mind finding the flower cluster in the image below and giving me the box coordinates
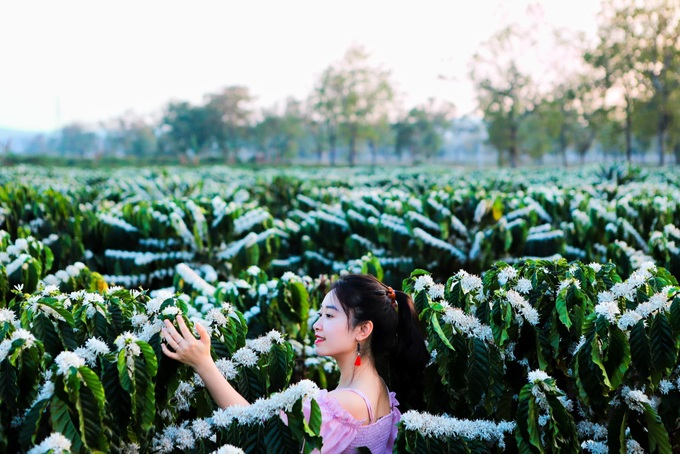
[27,432,72,454]
[210,379,320,428]
[115,332,142,358]
[210,331,285,382]
[621,386,653,413]
[42,261,87,287]
[505,290,539,326]
[400,410,514,447]
[413,274,434,292]
[99,213,138,232]
[0,327,37,362]
[176,263,216,296]
[440,303,493,342]
[211,444,245,454]
[74,337,110,367]
[453,270,483,295]
[54,351,86,376]
[497,266,518,286]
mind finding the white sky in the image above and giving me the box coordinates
[0,0,602,132]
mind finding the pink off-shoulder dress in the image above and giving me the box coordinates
[305,388,401,454]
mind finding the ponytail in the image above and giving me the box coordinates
[388,290,428,411]
[331,274,428,411]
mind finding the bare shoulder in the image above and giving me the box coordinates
[328,389,369,421]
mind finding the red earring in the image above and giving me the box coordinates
[354,342,361,366]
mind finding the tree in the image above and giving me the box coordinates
[629,0,680,165]
[58,123,99,157]
[586,0,680,165]
[204,86,254,163]
[309,66,343,165]
[159,101,213,159]
[253,98,306,164]
[407,99,455,163]
[102,111,157,157]
[470,25,538,167]
[311,45,395,166]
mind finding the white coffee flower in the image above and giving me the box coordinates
[27,432,72,454]
[212,445,245,454]
[231,347,258,367]
[497,266,518,286]
[428,283,445,300]
[55,351,85,376]
[514,278,532,294]
[594,301,620,324]
[413,275,434,292]
[527,369,550,383]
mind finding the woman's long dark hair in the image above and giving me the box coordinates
[331,274,428,410]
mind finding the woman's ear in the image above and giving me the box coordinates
[355,320,373,342]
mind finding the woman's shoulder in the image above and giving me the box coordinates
[325,389,370,423]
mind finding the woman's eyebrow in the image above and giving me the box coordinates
[323,305,339,311]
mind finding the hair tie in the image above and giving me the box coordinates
[386,286,397,309]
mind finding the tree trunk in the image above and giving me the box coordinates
[368,140,377,168]
[316,142,323,163]
[624,96,632,163]
[657,112,667,166]
[559,131,568,168]
[329,132,337,167]
[508,124,518,168]
[348,133,357,166]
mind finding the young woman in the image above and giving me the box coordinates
[161,274,428,454]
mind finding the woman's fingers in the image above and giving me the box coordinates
[160,341,179,359]
[163,318,183,343]
[195,322,211,346]
[176,315,194,339]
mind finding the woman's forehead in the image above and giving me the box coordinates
[321,290,340,308]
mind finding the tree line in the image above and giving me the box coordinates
[21,0,680,167]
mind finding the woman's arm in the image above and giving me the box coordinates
[161,315,249,408]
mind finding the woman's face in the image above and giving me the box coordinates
[312,291,357,359]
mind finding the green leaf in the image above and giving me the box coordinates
[669,296,680,334]
[74,369,106,451]
[267,342,293,393]
[629,321,650,379]
[643,402,671,453]
[603,326,630,390]
[430,313,455,351]
[50,396,82,453]
[606,405,627,454]
[307,398,322,435]
[138,340,158,377]
[19,398,49,448]
[465,338,489,410]
[650,313,677,373]
[263,416,297,454]
[117,350,133,393]
[555,290,572,329]
[515,385,543,454]
[0,357,18,407]
[31,312,62,357]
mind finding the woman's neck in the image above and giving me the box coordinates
[335,356,380,389]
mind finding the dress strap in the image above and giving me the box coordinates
[341,388,375,423]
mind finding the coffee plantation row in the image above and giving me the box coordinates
[1,164,679,452]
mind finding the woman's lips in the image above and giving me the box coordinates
[315,336,325,344]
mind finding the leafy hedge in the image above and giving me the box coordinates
[2,253,679,452]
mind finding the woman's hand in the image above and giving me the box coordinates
[161,315,213,372]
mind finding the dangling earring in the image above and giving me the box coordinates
[354,342,361,366]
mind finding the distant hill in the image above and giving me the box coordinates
[0,128,49,153]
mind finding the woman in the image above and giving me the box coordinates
[161,274,428,453]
